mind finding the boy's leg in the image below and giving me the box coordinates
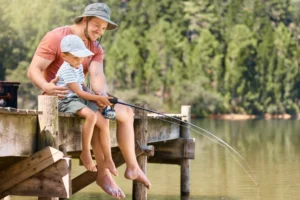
[77,107,97,172]
[91,127,125,199]
[114,102,151,189]
[95,111,118,176]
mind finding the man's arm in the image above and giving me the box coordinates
[27,55,68,97]
[88,60,107,96]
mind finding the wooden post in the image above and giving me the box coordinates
[180,105,191,200]
[37,96,67,200]
[133,105,148,200]
[38,95,60,150]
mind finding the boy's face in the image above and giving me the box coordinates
[62,53,84,68]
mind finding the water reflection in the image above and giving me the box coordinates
[9,119,300,200]
[190,119,300,200]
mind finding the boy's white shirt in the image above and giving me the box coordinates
[56,61,85,98]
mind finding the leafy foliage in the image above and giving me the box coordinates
[1,0,300,116]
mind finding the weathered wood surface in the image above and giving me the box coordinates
[180,106,191,199]
[133,105,148,200]
[38,96,60,150]
[0,102,194,200]
[0,111,38,157]
[1,158,70,199]
[0,147,64,194]
[148,138,195,161]
[59,116,180,152]
[0,108,181,157]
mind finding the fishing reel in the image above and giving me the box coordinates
[102,106,116,120]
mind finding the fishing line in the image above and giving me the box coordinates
[109,97,259,186]
[150,116,258,186]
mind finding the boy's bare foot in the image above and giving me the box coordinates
[80,151,97,172]
[105,158,118,176]
[96,168,125,199]
[125,166,151,189]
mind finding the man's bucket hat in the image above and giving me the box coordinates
[74,3,117,30]
[61,35,94,58]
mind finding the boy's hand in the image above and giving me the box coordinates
[96,96,112,107]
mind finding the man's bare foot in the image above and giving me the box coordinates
[80,151,97,172]
[96,168,125,199]
[105,158,118,176]
[124,166,151,189]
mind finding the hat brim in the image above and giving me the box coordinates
[74,15,118,30]
[69,49,94,58]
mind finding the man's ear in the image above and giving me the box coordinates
[82,17,87,23]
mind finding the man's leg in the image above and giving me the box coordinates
[114,103,151,189]
[91,126,125,198]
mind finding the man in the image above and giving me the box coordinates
[27,3,151,199]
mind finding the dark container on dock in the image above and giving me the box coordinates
[0,81,20,108]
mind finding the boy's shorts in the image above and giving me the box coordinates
[58,96,99,114]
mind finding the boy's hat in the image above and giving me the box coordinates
[74,3,117,30]
[60,35,94,57]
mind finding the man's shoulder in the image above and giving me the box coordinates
[46,26,72,41]
[90,40,104,54]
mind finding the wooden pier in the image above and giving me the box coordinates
[0,96,195,200]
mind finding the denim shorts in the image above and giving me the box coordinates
[58,96,99,114]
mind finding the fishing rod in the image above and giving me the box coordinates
[107,97,259,186]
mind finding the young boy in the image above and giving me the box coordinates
[56,34,117,175]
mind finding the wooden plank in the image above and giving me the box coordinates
[180,106,191,198]
[0,113,37,157]
[58,116,119,151]
[149,138,195,160]
[133,105,148,200]
[148,157,180,165]
[58,114,180,154]
[0,107,41,115]
[0,157,26,171]
[147,118,180,143]
[38,95,59,150]
[0,147,64,193]
[1,158,71,198]
[0,195,11,200]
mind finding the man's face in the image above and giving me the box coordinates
[86,17,108,41]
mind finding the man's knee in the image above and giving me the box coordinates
[116,104,134,121]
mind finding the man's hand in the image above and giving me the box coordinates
[42,76,69,99]
[95,91,108,108]
[96,96,112,107]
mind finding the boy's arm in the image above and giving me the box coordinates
[82,84,95,94]
[68,83,112,106]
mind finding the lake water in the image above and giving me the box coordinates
[9,119,300,200]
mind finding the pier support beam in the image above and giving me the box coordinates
[133,105,148,200]
[0,147,69,199]
[37,95,69,200]
[180,106,191,200]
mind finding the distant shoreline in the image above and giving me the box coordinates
[206,113,300,120]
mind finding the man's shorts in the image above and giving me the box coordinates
[58,96,99,114]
